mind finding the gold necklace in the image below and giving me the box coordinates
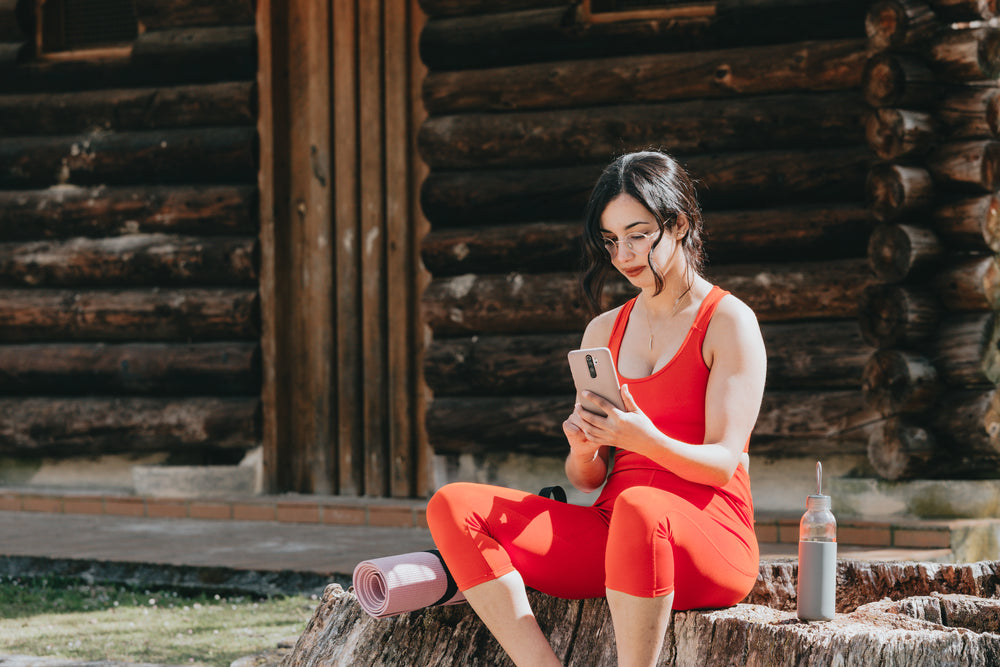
[644,285,692,351]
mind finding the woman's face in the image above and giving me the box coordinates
[599,193,685,289]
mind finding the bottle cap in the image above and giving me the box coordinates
[806,494,831,511]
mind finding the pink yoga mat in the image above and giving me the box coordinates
[353,549,466,619]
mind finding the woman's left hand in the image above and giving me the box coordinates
[576,384,661,455]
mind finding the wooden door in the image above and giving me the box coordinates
[257,0,428,497]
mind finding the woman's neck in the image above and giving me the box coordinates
[642,269,699,317]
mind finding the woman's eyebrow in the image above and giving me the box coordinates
[600,221,653,234]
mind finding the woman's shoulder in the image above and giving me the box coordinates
[715,290,757,322]
[580,302,628,348]
[710,291,761,336]
[705,290,765,362]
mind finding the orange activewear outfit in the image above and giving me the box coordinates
[426,286,758,609]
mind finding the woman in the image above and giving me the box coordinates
[426,151,767,667]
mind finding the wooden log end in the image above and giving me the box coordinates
[929,0,998,21]
[926,140,1000,193]
[858,284,941,347]
[867,223,910,282]
[984,194,1000,252]
[867,223,944,282]
[929,389,999,459]
[862,349,940,415]
[863,53,905,108]
[987,89,1000,139]
[927,27,1000,81]
[930,255,1000,312]
[867,417,936,481]
[866,109,903,160]
[865,108,935,161]
[984,141,1000,192]
[929,193,1000,252]
[984,256,1000,311]
[980,28,1000,79]
[863,52,935,109]
[981,317,1000,385]
[866,163,934,221]
[986,390,1000,445]
[865,2,905,51]
[866,0,940,52]
[866,3,902,51]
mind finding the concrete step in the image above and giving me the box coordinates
[829,478,1000,520]
[3,486,996,562]
[0,509,434,595]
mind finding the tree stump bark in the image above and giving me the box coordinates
[283,560,1000,667]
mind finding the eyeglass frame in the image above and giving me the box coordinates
[602,230,661,257]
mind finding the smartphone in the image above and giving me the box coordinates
[568,347,625,417]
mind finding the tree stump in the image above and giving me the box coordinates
[283,560,1000,667]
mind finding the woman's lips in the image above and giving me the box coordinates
[622,266,645,278]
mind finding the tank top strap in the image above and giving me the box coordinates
[607,297,638,360]
[691,285,729,335]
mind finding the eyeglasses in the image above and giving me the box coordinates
[603,231,659,257]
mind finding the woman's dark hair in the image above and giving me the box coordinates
[581,150,705,314]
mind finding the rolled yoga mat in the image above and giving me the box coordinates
[352,549,466,619]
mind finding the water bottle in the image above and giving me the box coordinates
[797,461,836,621]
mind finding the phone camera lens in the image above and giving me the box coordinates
[585,354,597,378]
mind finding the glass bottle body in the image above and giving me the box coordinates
[799,507,836,543]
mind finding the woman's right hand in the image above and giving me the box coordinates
[563,406,608,494]
[563,404,601,462]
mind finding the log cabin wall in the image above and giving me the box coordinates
[861,0,1000,480]
[418,0,884,495]
[0,0,261,485]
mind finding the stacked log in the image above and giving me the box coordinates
[862,0,1000,479]
[419,1,878,461]
[0,1,260,460]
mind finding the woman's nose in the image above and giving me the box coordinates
[612,242,635,260]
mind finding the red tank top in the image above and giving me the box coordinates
[607,286,754,524]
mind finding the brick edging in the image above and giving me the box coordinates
[753,513,953,550]
[0,489,429,529]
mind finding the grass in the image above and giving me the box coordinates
[0,575,319,666]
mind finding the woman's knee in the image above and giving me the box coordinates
[610,486,667,535]
[427,481,503,536]
[426,482,472,530]
[606,488,678,596]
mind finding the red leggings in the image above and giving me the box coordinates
[426,476,758,610]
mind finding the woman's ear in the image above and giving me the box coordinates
[675,212,689,239]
